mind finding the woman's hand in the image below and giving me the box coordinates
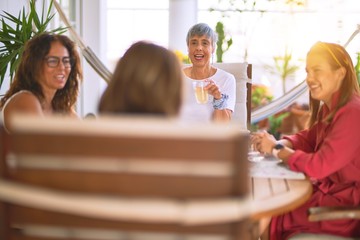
[204,79,221,99]
[251,131,277,155]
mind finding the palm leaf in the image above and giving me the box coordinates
[31,0,41,25]
[1,10,23,25]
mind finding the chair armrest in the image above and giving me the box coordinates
[308,206,360,222]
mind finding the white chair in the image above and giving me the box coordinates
[212,62,252,129]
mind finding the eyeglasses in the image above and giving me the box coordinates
[44,56,73,68]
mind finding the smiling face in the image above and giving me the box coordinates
[306,53,345,107]
[187,35,214,68]
[41,41,71,94]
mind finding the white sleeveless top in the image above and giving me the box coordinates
[1,90,32,133]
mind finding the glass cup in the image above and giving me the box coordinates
[192,80,209,104]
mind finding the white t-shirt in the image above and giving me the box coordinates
[179,68,236,122]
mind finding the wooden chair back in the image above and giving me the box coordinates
[0,115,252,240]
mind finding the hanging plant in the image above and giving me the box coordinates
[0,0,67,90]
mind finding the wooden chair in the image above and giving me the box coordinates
[287,207,360,239]
[0,115,253,240]
[308,206,360,223]
[212,63,252,130]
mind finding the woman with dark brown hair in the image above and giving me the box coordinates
[0,33,82,132]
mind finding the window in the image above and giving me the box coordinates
[107,0,169,70]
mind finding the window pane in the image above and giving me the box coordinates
[108,0,168,9]
[106,0,169,69]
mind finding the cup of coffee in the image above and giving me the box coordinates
[192,80,209,104]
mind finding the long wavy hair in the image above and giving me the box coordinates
[307,42,360,127]
[98,41,183,116]
[0,33,82,113]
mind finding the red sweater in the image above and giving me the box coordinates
[270,95,360,239]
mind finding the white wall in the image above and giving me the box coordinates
[0,0,27,19]
[77,0,107,117]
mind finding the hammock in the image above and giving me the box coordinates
[251,80,308,123]
[53,1,359,123]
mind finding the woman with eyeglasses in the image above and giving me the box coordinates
[0,33,82,133]
[252,42,360,239]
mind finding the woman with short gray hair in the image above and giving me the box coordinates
[180,23,236,122]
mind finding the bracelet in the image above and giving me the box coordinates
[212,93,229,110]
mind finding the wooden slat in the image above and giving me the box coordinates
[250,178,312,220]
[269,178,288,195]
[308,206,360,222]
[11,133,236,160]
[9,205,234,234]
[251,178,272,200]
[247,64,252,127]
[8,169,234,197]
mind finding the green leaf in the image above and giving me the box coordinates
[31,1,42,31]
[9,49,23,78]
[1,11,22,25]
[49,26,68,35]
[45,0,54,25]
[41,0,47,25]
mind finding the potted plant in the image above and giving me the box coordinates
[0,0,67,91]
[266,47,301,95]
